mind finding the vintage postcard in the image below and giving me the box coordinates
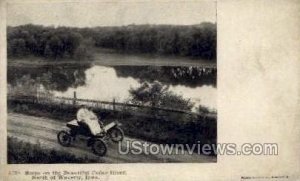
[6,0,217,164]
[0,0,299,180]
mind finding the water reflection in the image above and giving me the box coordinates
[53,66,217,110]
[8,64,91,92]
[8,64,217,110]
[114,66,216,88]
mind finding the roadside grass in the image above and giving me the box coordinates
[7,137,99,164]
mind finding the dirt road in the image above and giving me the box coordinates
[7,113,216,163]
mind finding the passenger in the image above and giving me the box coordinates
[76,105,104,136]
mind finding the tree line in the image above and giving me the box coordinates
[89,23,216,59]
[7,23,216,60]
[7,24,92,60]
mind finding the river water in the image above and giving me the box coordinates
[52,65,217,111]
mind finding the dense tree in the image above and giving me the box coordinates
[7,24,91,60]
[90,23,216,59]
[7,23,216,60]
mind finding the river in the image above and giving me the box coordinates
[52,65,217,111]
[8,53,217,112]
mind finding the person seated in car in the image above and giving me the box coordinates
[76,105,105,136]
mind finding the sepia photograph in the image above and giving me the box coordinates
[7,1,217,163]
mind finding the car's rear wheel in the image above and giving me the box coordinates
[57,130,72,147]
[92,139,107,156]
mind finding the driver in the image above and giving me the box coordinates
[76,105,105,136]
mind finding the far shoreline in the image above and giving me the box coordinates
[7,49,216,68]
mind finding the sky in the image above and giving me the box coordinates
[7,1,216,27]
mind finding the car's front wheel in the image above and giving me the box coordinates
[108,127,124,143]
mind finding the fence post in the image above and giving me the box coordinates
[113,98,116,111]
[73,91,77,106]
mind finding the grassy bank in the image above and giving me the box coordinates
[8,137,99,163]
